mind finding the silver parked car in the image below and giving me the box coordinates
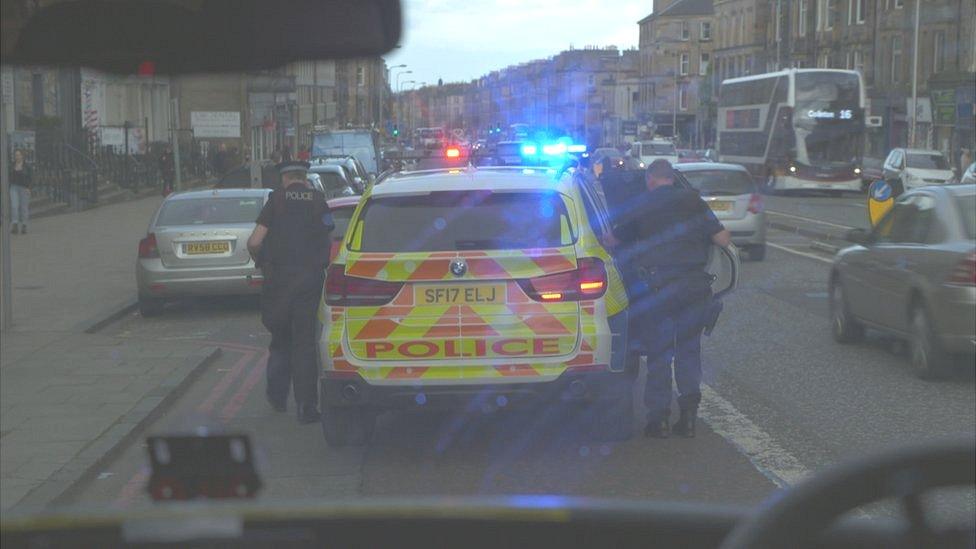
[676,162,767,261]
[136,188,271,316]
[829,184,976,378]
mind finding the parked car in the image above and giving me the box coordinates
[314,156,370,192]
[882,148,955,189]
[630,139,679,166]
[310,164,357,198]
[961,162,976,184]
[675,162,767,261]
[136,188,271,316]
[829,184,976,378]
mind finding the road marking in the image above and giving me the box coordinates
[220,349,269,421]
[767,242,833,265]
[699,384,810,488]
[767,210,856,230]
[197,349,255,415]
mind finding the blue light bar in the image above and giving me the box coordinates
[542,143,567,156]
[567,144,587,153]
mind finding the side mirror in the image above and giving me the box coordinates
[707,244,739,300]
[846,228,871,245]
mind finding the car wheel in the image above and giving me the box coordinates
[910,305,951,380]
[747,244,766,262]
[321,406,376,448]
[138,296,165,317]
[830,280,864,344]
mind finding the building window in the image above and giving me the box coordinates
[819,51,830,68]
[700,21,711,41]
[933,30,946,73]
[894,0,903,8]
[817,0,833,31]
[680,53,690,75]
[797,0,807,37]
[681,21,690,41]
[679,84,689,111]
[356,66,365,87]
[700,52,710,75]
[854,0,866,24]
[891,35,902,83]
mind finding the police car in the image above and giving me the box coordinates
[316,166,633,446]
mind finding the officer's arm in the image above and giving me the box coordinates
[247,224,269,262]
[711,228,732,248]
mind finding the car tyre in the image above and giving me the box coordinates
[747,244,766,261]
[830,280,864,344]
[910,304,951,380]
[321,406,376,448]
[138,296,165,317]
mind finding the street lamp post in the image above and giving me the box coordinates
[909,0,921,147]
[395,70,413,94]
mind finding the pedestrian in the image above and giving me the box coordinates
[213,143,228,176]
[247,160,334,424]
[159,146,175,196]
[610,159,731,438]
[9,149,33,235]
[960,147,973,176]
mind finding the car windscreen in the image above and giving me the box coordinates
[906,153,950,170]
[313,171,353,197]
[154,197,264,227]
[681,169,756,196]
[957,193,976,239]
[353,191,574,252]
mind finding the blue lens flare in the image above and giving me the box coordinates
[521,144,538,156]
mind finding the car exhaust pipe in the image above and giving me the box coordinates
[341,384,360,402]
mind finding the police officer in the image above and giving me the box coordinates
[247,160,334,424]
[612,159,731,438]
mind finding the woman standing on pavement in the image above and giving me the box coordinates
[9,149,33,235]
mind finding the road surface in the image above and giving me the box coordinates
[67,199,975,510]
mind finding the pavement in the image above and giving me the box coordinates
[0,182,221,512]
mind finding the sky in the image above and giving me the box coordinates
[384,0,649,88]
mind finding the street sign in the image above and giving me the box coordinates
[868,179,894,227]
[191,111,242,138]
[621,120,638,136]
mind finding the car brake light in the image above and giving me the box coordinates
[445,147,460,158]
[748,193,764,214]
[325,264,404,306]
[946,252,976,286]
[518,258,607,302]
[138,233,159,258]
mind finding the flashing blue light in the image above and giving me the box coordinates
[521,144,538,156]
[567,144,587,153]
[542,143,567,156]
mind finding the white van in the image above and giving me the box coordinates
[631,140,679,166]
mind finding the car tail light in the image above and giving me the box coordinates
[329,240,341,262]
[748,193,764,214]
[138,233,159,258]
[325,264,404,306]
[518,258,607,302]
[946,252,976,286]
[445,147,461,158]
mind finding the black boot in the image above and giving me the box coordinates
[266,393,286,413]
[672,394,701,438]
[644,410,671,438]
[296,403,320,424]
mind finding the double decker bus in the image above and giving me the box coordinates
[717,69,865,193]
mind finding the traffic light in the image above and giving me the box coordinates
[392,124,399,137]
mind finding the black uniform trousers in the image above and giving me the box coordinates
[626,268,711,420]
[260,265,324,408]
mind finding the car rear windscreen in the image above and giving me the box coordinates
[155,197,264,227]
[643,143,676,155]
[681,170,756,196]
[907,153,949,170]
[354,191,574,252]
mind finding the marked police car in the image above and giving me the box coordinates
[316,166,634,446]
